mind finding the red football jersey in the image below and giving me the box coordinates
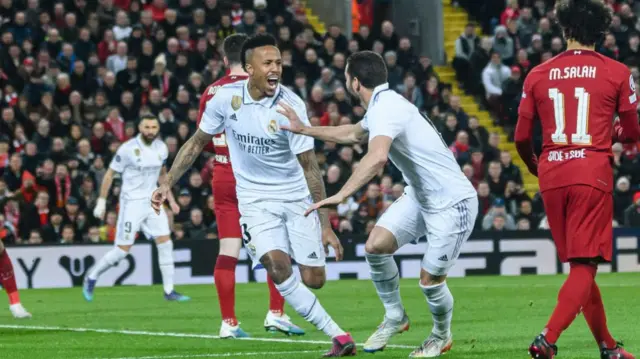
[197,74,248,181]
[516,49,639,193]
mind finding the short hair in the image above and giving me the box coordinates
[346,51,388,89]
[140,115,158,123]
[556,0,612,46]
[240,34,278,70]
[223,33,249,66]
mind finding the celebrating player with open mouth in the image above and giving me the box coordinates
[152,34,356,357]
[280,51,478,358]
[515,1,639,358]
[86,116,190,303]
[196,33,303,339]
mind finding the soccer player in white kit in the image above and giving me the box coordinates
[152,34,356,357]
[85,116,190,302]
[280,51,478,358]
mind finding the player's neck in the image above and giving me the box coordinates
[247,78,266,101]
[360,90,373,109]
[228,65,247,76]
[565,40,595,52]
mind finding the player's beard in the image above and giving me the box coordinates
[141,133,157,145]
[346,81,361,106]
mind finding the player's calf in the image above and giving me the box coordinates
[300,265,326,290]
[0,247,31,319]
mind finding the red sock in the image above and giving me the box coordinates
[544,262,597,344]
[582,282,617,349]
[214,255,238,326]
[0,250,20,305]
[267,275,285,315]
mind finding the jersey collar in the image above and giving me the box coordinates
[242,79,281,108]
[371,82,390,106]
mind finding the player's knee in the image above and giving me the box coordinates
[218,238,242,258]
[365,228,397,255]
[301,268,325,289]
[117,244,132,253]
[265,260,293,284]
[419,268,446,287]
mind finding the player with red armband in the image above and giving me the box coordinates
[197,34,303,339]
[515,1,638,358]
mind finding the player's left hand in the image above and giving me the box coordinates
[321,227,344,261]
[304,193,344,217]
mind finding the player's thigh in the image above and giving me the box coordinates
[140,206,171,241]
[213,180,242,240]
[283,198,326,268]
[214,203,243,257]
[238,202,290,271]
[422,197,478,276]
[373,193,426,253]
[115,200,146,246]
[565,186,614,263]
[541,188,569,262]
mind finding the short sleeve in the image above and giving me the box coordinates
[109,146,128,173]
[367,103,404,141]
[286,102,314,155]
[360,117,369,131]
[160,142,169,163]
[518,72,536,120]
[199,93,226,135]
[617,67,638,114]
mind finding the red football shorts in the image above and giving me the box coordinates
[212,179,242,239]
[542,185,613,263]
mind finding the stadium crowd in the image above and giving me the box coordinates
[0,0,636,245]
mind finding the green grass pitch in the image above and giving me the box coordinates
[0,273,637,358]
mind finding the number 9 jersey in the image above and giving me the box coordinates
[516,49,639,193]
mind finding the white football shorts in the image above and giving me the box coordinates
[376,188,478,276]
[115,198,171,245]
[239,196,325,269]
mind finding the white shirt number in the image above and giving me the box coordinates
[548,87,592,145]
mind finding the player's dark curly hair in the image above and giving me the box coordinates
[240,34,278,70]
[346,51,388,89]
[555,0,612,46]
[223,33,249,66]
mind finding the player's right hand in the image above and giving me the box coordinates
[93,198,106,220]
[151,184,169,214]
[277,101,306,134]
[321,228,344,261]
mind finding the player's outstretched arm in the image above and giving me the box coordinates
[305,136,390,216]
[278,102,367,144]
[152,129,213,213]
[94,168,116,220]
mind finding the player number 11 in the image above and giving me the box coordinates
[548,87,592,145]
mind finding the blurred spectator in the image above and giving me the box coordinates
[453,23,479,89]
[482,198,516,230]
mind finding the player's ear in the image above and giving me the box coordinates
[223,56,229,68]
[245,63,254,76]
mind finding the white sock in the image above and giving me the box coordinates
[88,247,128,280]
[365,252,405,322]
[420,281,454,339]
[276,275,345,338]
[156,240,175,294]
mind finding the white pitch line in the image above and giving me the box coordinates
[92,350,323,359]
[0,324,415,349]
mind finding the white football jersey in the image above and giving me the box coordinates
[199,80,314,204]
[109,135,169,201]
[361,83,476,211]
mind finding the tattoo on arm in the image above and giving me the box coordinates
[165,129,213,187]
[297,149,329,228]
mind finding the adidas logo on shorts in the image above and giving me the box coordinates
[438,254,448,261]
[307,252,318,259]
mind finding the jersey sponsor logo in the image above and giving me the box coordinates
[231,95,242,111]
[231,129,277,155]
[547,149,586,162]
[214,154,229,164]
[267,119,277,134]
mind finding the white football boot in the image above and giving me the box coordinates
[363,313,410,353]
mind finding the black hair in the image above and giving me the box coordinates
[240,34,278,70]
[556,0,612,46]
[346,51,388,89]
[140,115,159,123]
[222,33,249,66]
